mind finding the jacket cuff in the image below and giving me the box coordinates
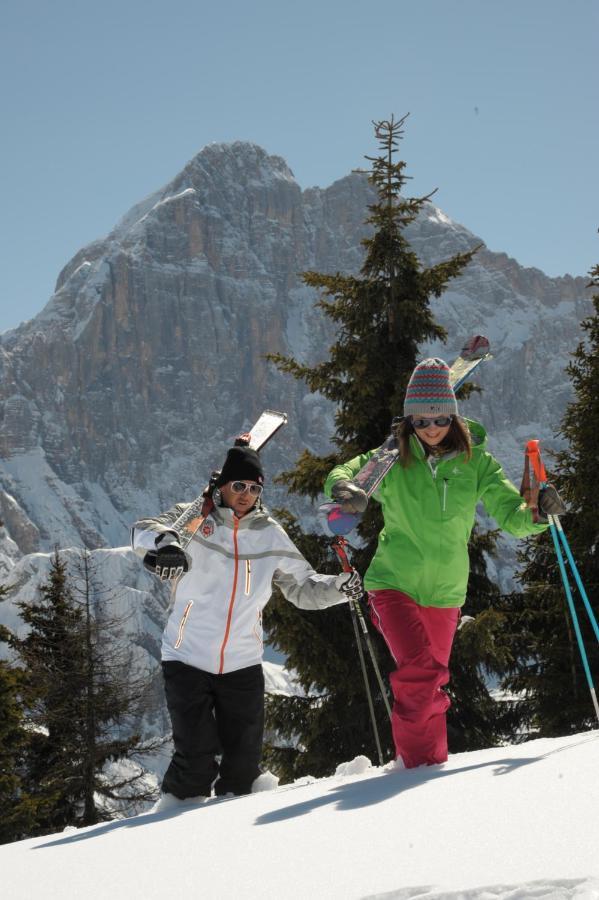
[155,530,182,548]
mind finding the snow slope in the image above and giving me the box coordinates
[3,731,598,900]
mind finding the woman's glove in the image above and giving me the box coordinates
[335,569,364,602]
[330,480,369,514]
[538,485,567,518]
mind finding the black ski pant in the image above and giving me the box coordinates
[161,660,264,799]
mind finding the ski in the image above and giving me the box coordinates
[446,334,490,391]
[322,336,491,535]
[243,409,288,452]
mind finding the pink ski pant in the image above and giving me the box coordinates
[369,589,460,768]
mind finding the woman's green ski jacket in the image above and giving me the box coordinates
[324,419,547,608]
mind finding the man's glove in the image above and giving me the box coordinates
[538,485,567,518]
[335,569,364,602]
[330,480,369,514]
[144,531,190,581]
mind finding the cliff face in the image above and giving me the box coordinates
[0,141,592,580]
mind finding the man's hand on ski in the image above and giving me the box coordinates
[538,485,567,519]
[330,480,369,514]
[336,569,364,602]
[154,532,190,581]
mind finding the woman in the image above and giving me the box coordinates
[324,357,563,769]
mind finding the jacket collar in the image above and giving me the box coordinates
[211,501,270,530]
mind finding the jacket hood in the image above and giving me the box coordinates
[466,417,487,449]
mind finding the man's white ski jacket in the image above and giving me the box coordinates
[131,501,347,675]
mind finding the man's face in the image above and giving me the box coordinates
[219,480,263,517]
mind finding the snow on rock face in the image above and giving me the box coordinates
[0,141,592,602]
[263,661,306,697]
[2,545,167,642]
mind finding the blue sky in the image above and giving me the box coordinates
[1,0,597,332]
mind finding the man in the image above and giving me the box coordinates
[131,444,361,810]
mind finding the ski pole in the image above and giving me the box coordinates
[526,441,599,644]
[526,441,599,723]
[332,538,393,745]
[332,541,384,765]
[332,537,392,722]
[348,582,384,766]
[551,518,599,643]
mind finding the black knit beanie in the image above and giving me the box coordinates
[215,447,265,487]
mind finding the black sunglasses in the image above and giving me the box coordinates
[410,416,453,429]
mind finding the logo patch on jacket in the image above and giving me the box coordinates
[201,521,215,538]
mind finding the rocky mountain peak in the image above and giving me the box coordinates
[0,141,592,586]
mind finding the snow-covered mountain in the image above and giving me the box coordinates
[0,141,593,669]
[3,731,598,899]
[0,142,591,564]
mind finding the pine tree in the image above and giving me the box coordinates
[0,605,41,843]
[15,552,88,831]
[263,116,506,780]
[13,550,161,834]
[68,549,162,824]
[501,264,599,735]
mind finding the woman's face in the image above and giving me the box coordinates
[412,417,452,448]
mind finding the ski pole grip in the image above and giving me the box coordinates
[526,440,547,484]
[332,537,353,573]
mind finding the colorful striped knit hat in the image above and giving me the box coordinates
[403,357,457,418]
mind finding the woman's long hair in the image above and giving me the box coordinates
[396,416,472,467]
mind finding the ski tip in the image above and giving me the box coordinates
[248,410,289,450]
[460,335,490,361]
[231,410,289,450]
[262,409,289,425]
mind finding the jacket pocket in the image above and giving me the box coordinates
[174,600,194,649]
[253,607,263,651]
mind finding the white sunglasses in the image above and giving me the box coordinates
[230,481,263,497]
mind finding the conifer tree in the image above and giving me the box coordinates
[264,117,507,780]
[15,552,88,831]
[13,550,160,834]
[0,600,41,843]
[501,264,599,735]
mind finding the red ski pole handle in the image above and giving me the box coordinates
[526,439,547,485]
[331,536,353,573]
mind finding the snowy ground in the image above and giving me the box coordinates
[3,731,599,900]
